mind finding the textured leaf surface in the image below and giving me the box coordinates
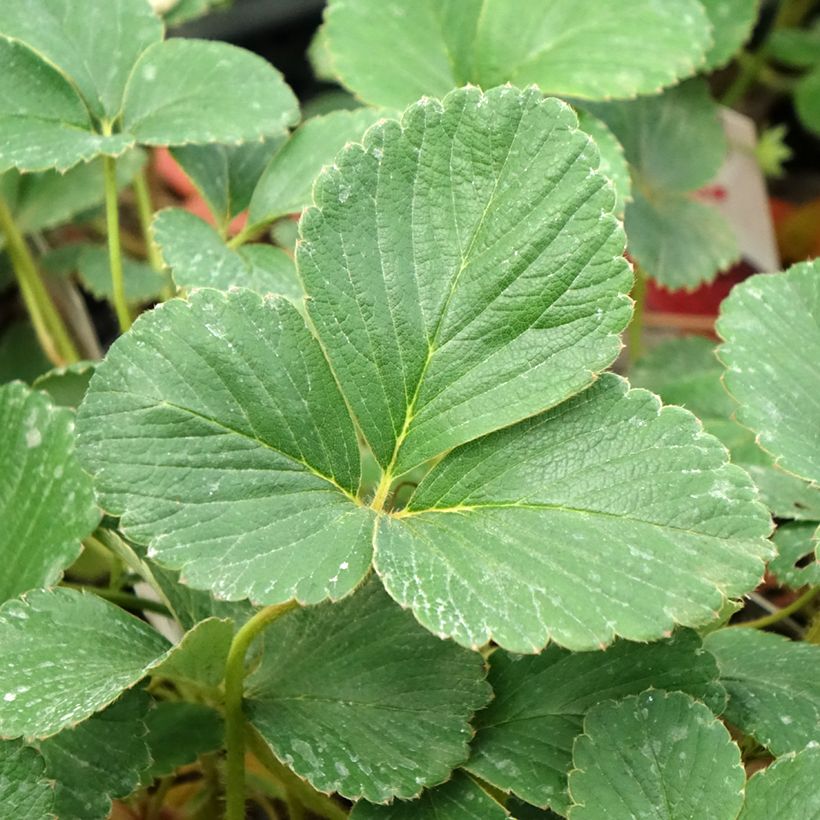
[170,138,284,226]
[350,772,507,819]
[0,588,169,738]
[700,0,760,70]
[0,0,162,118]
[738,745,820,820]
[324,0,710,105]
[77,288,374,605]
[376,375,772,652]
[122,39,299,145]
[567,690,745,820]
[150,617,234,689]
[38,690,152,820]
[0,382,98,604]
[78,245,167,303]
[0,38,130,173]
[300,86,631,472]
[704,628,820,755]
[575,111,631,216]
[144,701,224,778]
[248,108,385,226]
[466,630,725,813]
[153,208,301,300]
[246,578,490,803]
[770,523,820,587]
[718,261,820,484]
[0,740,54,819]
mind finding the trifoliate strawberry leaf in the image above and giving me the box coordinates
[700,0,760,71]
[247,108,386,228]
[465,630,726,813]
[738,745,820,820]
[0,588,169,738]
[567,690,745,820]
[704,628,820,756]
[37,690,152,820]
[153,209,301,300]
[324,0,710,106]
[0,740,55,819]
[77,288,375,606]
[718,260,820,484]
[245,577,491,803]
[350,772,507,819]
[170,137,284,228]
[0,382,99,604]
[78,246,168,304]
[377,375,772,652]
[144,701,224,779]
[770,523,820,588]
[299,86,632,472]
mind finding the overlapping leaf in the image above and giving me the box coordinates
[78,246,168,304]
[245,578,491,802]
[738,745,820,820]
[700,0,760,70]
[718,260,820,483]
[704,628,820,756]
[770,523,820,588]
[465,630,726,812]
[324,0,711,106]
[0,382,98,604]
[150,616,234,689]
[567,690,745,820]
[0,740,55,819]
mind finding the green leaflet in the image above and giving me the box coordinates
[704,628,820,756]
[0,740,55,819]
[153,209,302,300]
[768,23,820,68]
[796,69,820,135]
[38,690,152,820]
[738,745,820,820]
[324,0,711,106]
[77,288,375,605]
[718,260,820,484]
[78,245,168,304]
[350,772,507,819]
[164,0,231,26]
[150,617,234,690]
[378,375,772,652]
[0,382,99,604]
[700,0,760,71]
[0,0,298,172]
[769,523,820,588]
[0,588,169,738]
[247,108,387,228]
[465,630,726,813]
[33,363,95,409]
[567,691,745,820]
[245,578,491,802]
[574,111,631,217]
[299,86,631,472]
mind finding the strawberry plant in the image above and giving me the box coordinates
[1,1,819,819]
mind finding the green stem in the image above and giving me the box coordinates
[740,586,819,630]
[0,195,80,365]
[133,167,164,272]
[225,601,299,820]
[103,154,132,332]
[628,264,647,364]
[61,582,173,616]
[145,776,175,820]
[226,223,263,249]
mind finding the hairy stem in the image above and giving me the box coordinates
[224,601,299,820]
[0,195,80,366]
[133,167,164,272]
[103,154,132,332]
[740,586,819,630]
[628,264,647,364]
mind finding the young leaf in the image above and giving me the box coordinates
[718,260,820,484]
[350,771,507,819]
[37,690,152,820]
[299,86,632,472]
[0,382,99,604]
[465,630,726,813]
[700,0,760,71]
[78,245,168,304]
[144,701,224,779]
[704,628,820,756]
[77,288,375,605]
[769,523,820,588]
[245,577,491,803]
[122,39,299,145]
[0,740,55,819]
[323,0,710,106]
[247,108,386,227]
[567,690,745,820]
[152,209,301,299]
[0,588,169,738]
[377,375,772,652]
[738,745,820,820]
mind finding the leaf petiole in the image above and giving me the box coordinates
[102,150,132,332]
[739,586,819,630]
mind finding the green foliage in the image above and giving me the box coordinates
[738,745,820,820]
